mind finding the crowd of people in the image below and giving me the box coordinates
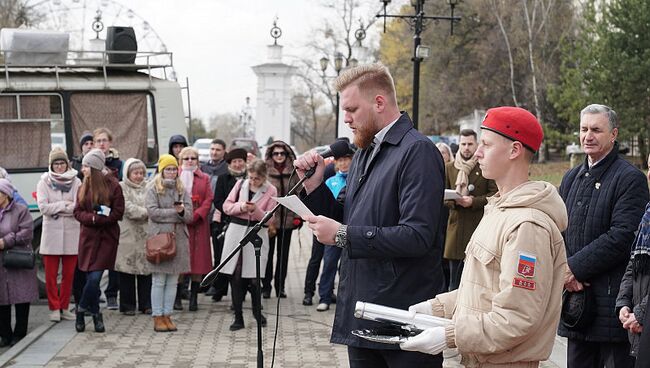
[1,62,650,368]
[0,126,349,342]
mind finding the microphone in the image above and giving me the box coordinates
[316,139,354,159]
[305,140,355,178]
[468,184,475,193]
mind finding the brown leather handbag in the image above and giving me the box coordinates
[146,224,177,264]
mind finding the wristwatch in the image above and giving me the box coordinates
[335,225,348,248]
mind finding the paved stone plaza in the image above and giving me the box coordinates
[0,228,566,367]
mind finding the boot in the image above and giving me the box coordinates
[75,311,86,332]
[163,315,177,332]
[189,281,199,311]
[229,312,244,331]
[153,316,168,332]
[174,284,183,311]
[92,313,105,333]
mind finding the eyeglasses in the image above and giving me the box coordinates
[94,138,109,144]
[182,157,198,161]
[272,152,287,157]
[163,167,178,172]
[52,161,67,167]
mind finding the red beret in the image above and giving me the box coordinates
[481,107,543,152]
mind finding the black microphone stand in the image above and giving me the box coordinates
[201,167,316,368]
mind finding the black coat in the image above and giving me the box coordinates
[558,143,649,342]
[303,113,446,349]
[213,172,240,225]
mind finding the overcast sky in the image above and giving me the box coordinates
[122,0,406,122]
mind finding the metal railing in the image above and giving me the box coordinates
[0,49,175,89]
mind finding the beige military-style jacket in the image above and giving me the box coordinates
[432,181,568,368]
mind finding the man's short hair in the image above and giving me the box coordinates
[460,129,477,140]
[211,139,226,149]
[334,63,396,103]
[93,127,113,141]
[580,104,619,130]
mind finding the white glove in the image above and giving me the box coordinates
[408,300,433,318]
[400,327,447,355]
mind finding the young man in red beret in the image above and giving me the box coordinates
[401,106,569,367]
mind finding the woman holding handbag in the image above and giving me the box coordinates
[0,179,36,347]
[221,159,277,331]
[114,159,152,315]
[73,149,125,333]
[175,147,213,312]
[145,154,192,332]
[36,148,82,322]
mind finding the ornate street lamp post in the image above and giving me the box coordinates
[378,0,461,130]
[320,52,344,138]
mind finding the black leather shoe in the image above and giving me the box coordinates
[229,314,245,331]
[0,338,11,347]
[173,294,183,311]
[277,290,287,298]
[205,286,217,296]
[75,311,86,332]
[93,313,105,333]
[211,293,223,302]
[302,294,313,306]
[262,290,271,299]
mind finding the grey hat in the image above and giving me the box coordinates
[82,148,105,171]
[0,178,14,198]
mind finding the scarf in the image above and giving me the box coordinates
[632,203,650,275]
[228,168,246,180]
[453,151,478,196]
[180,166,196,197]
[238,179,266,206]
[46,168,78,193]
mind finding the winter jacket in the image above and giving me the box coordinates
[265,141,300,229]
[443,161,497,260]
[114,160,151,275]
[182,168,214,274]
[558,144,649,342]
[0,200,37,305]
[167,135,188,156]
[105,148,124,181]
[434,181,568,367]
[615,202,650,357]
[145,180,192,275]
[37,172,82,255]
[220,179,277,277]
[303,113,446,349]
[73,175,125,272]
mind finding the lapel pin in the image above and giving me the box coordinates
[595,182,601,190]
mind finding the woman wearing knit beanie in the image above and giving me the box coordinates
[114,159,152,316]
[0,178,36,348]
[36,147,82,322]
[73,149,125,333]
[145,154,192,332]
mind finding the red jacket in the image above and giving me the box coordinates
[73,175,125,272]
[183,168,214,274]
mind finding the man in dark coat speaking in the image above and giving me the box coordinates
[295,63,446,368]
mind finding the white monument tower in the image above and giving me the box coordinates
[252,19,297,146]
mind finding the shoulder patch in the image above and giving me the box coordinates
[517,253,536,278]
[513,277,536,291]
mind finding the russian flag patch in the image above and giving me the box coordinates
[517,253,536,278]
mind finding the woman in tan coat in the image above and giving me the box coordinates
[37,148,82,322]
[114,159,152,315]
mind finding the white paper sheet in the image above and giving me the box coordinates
[273,195,314,219]
[444,189,461,200]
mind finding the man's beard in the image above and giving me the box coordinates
[353,116,379,149]
[461,151,474,160]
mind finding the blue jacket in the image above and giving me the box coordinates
[558,143,649,342]
[304,113,446,349]
[325,171,347,201]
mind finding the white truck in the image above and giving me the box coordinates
[0,29,188,294]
